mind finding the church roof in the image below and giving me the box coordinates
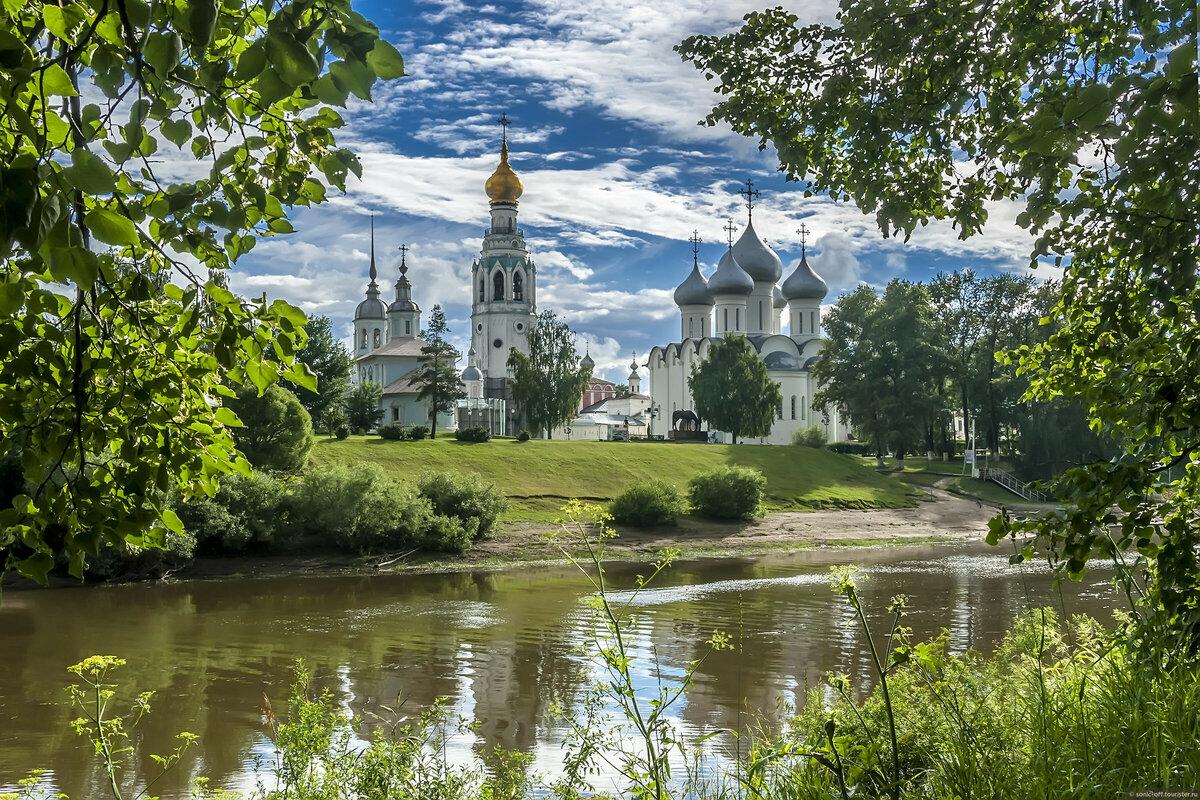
[380,372,422,396]
[781,256,828,301]
[773,284,786,309]
[707,248,754,296]
[673,263,713,307]
[356,337,427,360]
[731,220,783,282]
[356,296,386,319]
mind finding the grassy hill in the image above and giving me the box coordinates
[312,437,919,520]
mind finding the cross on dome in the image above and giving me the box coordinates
[723,218,738,250]
[738,178,761,220]
[796,223,810,259]
[498,112,510,144]
[688,230,701,266]
[398,243,409,274]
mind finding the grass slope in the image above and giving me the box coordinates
[312,437,919,520]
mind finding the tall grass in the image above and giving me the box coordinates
[5,507,1199,799]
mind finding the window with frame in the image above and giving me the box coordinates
[513,271,524,301]
[493,270,505,301]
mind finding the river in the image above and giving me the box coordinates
[0,542,1120,798]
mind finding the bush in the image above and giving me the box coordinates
[791,425,827,448]
[378,424,404,440]
[225,385,314,473]
[687,465,766,520]
[610,480,685,527]
[418,472,507,539]
[419,514,479,554]
[516,430,531,442]
[455,426,490,443]
[85,529,197,579]
[288,464,431,553]
[408,425,430,440]
[175,471,289,553]
[334,424,350,440]
[829,440,870,455]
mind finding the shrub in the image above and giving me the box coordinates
[455,426,490,443]
[609,480,686,527]
[175,471,289,553]
[791,425,827,448]
[829,440,870,455]
[378,424,404,440]
[334,424,350,440]
[225,385,314,473]
[288,464,431,553]
[408,425,430,440]
[85,529,198,579]
[418,472,507,539]
[687,466,766,520]
[516,430,531,442]
[419,514,479,554]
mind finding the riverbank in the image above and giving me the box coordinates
[148,486,995,583]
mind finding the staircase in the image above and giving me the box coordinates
[985,467,1051,503]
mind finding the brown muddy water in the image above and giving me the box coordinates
[0,542,1120,798]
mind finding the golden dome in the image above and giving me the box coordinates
[485,140,523,203]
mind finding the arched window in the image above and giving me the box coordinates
[513,271,524,301]
[723,308,729,332]
[801,394,807,420]
[759,301,765,330]
[790,395,797,420]
[478,278,485,302]
[736,308,741,330]
[810,311,817,334]
[493,270,505,301]
[372,328,380,348]
[405,320,411,336]
[360,329,367,348]
[797,314,803,334]
[688,317,694,338]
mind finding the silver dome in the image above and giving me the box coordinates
[580,352,595,369]
[773,284,786,308]
[355,296,386,319]
[673,264,713,307]
[461,365,483,381]
[707,248,754,296]
[731,220,783,282]
[388,298,420,312]
[781,256,828,301]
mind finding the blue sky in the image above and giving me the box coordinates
[228,0,1037,382]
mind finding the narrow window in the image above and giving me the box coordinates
[791,395,797,420]
[373,329,380,347]
[760,301,764,330]
[688,317,694,338]
[405,320,411,336]
[811,311,816,333]
[723,308,728,332]
[479,278,485,302]
[493,270,504,301]
[392,407,399,422]
[360,330,367,348]
[777,400,783,420]
[736,308,741,330]
[513,271,524,301]
[801,395,807,420]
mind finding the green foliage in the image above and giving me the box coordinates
[829,441,871,456]
[408,425,430,441]
[417,472,507,540]
[677,0,1199,650]
[378,424,404,440]
[455,426,491,443]
[177,471,289,552]
[344,382,384,434]
[418,513,478,555]
[226,385,314,474]
[0,0,403,582]
[814,282,943,460]
[515,430,531,443]
[508,310,590,438]
[288,464,430,554]
[687,465,766,520]
[334,424,350,441]
[609,480,685,527]
[295,316,352,429]
[688,334,781,444]
[414,305,465,439]
[791,425,827,448]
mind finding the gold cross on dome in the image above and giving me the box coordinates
[498,113,510,143]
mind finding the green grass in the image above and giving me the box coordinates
[312,437,919,520]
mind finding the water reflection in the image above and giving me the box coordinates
[0,543,1118,798]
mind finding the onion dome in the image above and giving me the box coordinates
[629,359,639,373]
[580,351,595,370]
[731,220,783,282]
[461,364,482,381]
[389,258,420,312]
[673,263,713,307]
[781,255,828,301]
[485,139,523,204]
[773,284,786,309]
[707,248,754,296]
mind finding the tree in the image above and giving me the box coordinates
[679,4,1198,649]
[813,283,943,466]
[413,305,465,439]
[0,2,403,582]
[929,271,985,449]
[689,334,781,444]
[226,386,314,474]
[508,311,590,438]
[344,382,384,434]
[296,316,352,429]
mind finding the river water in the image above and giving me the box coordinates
[0,543,1120,798]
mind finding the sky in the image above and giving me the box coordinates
[230,0,1037,383]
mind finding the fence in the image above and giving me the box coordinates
[985,467,1051,503]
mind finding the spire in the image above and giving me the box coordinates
[368,214,378,284]
[738,178,760,222]
[398,243,409,276]
[485,112,523,204]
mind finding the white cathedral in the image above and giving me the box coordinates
[351,122,845,445]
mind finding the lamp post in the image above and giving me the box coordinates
[648,402,660,439]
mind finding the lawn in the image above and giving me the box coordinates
[312,437,920,520]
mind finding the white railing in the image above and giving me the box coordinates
[986,467,1050,503]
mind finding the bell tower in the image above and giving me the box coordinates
[471,114,537,394]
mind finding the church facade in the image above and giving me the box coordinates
[646,215,848,446]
